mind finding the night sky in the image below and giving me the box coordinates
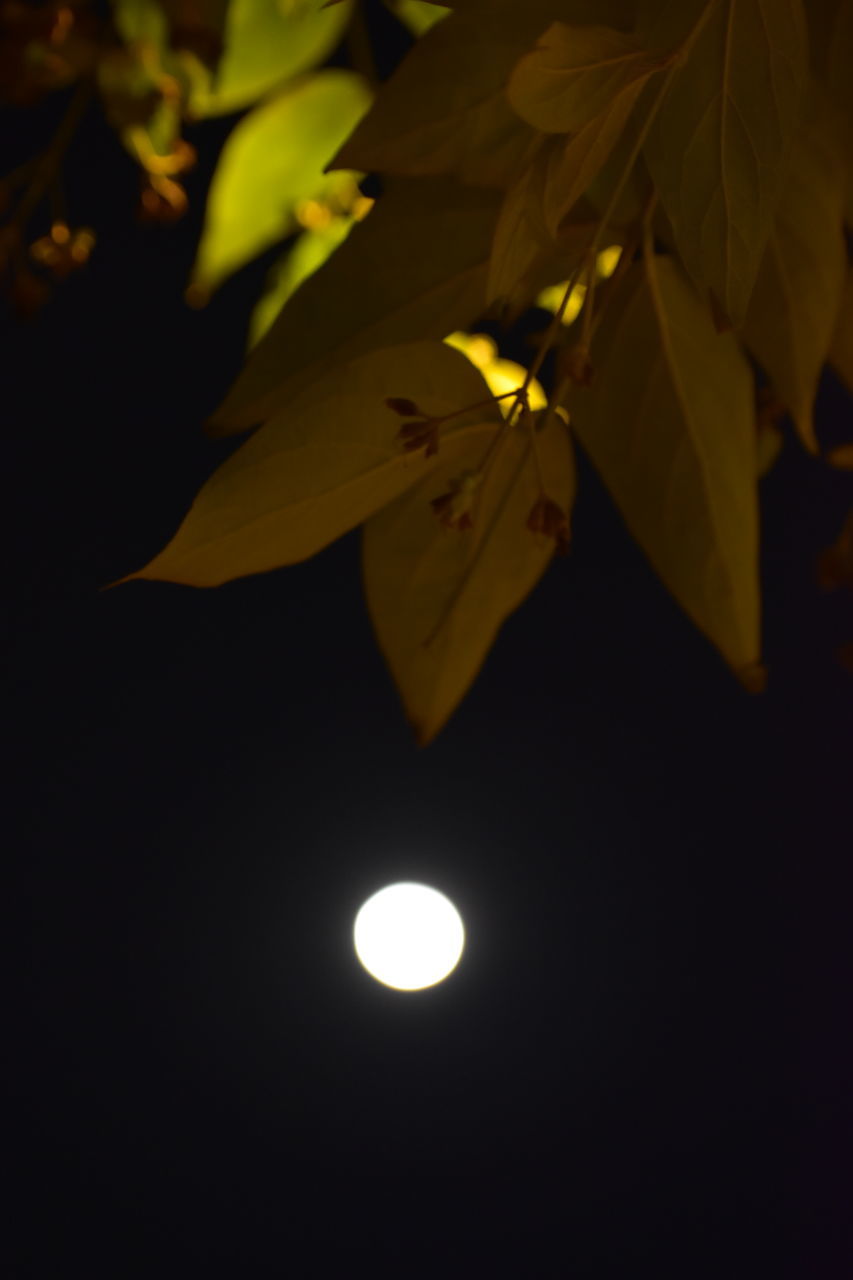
[6,13,853,1276]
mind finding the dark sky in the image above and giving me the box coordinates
[6,14,853,1276]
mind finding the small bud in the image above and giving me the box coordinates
[29,223,95,279]
[430,469,482,530]
[527,495,570,555]
[386,397,422,417]
[562,341,593,388]
[138,174,188,223]
[398,417,439,457]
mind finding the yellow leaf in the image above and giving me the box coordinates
[443,331,548,409]
[329,10,544,188]
[121,342,502,587]
[642,0,809,327]
[209,177,502,433]
[742,108,847,454]
[507,22,659,134]
[362,409,575,743]
[486,143,600,306]
[540,67,652,238]
[565,253,762,678]
[190,70,371,295]
[830,269,853,395]
[189,0,352,118]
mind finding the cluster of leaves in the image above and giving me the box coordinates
[1,0,431,315]
[8,1,853,742]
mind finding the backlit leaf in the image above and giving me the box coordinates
[507,22,659,134]
[247,216,353,349]
[742,110,847,454]
[330,10,544,188]
[189,0,351,117]
[210,177,502,433]
[122,341,501,587]
[362,408,575,743]
[643,0,808,327]
[565,253,761,679]
[386,0,451,36]
[190,71,370,295]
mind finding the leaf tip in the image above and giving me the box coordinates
[737,662,767,694]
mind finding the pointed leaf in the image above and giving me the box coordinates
[190,70,370,294]
[210,177,502,433]
[486,142,599,305]
[386,0,451,37]
[330,10,543,189]
[507,21,659,134]
[247,216,353,350]
[541,67,652,236]
[363,410,575,742]
[122,342,501,587]
[742,111,847,453]
[643,0,809,327]
[189,0,352,118]
[565,254,761,678]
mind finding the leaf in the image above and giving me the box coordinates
[741,109,847,454]
[540,66,653,237]
[189,71,371,295]
[362,409,575,743]
[643,0,809,327]
[829,269,853,395]
[564,253,761,679]
[507,21,659,134]
[188,0,352,117]
[329,10,544,189]
[247,216,354,349]
[121,341,502,587]
[209,177,502,433]
[386,0,451,37]
[450,0,639,27]
[486,142,600,306]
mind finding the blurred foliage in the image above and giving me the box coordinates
[2,0,852,742]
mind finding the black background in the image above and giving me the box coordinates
[6,8,852,1275]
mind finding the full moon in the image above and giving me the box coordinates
[353,882,465,991]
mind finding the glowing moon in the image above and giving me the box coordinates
[353,882,465,991]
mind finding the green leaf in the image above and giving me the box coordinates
[742,108,847,454]
[209,177,502,433]
[189,70,371,295]
[386,0,451,37]
[642,0,809,327]
[121,341,502,587]
[565,253,762,680]
[330,9,544,188]
[189,0,352,118]
[247,216,354,350]
[507,21,659,134]
[362,409,575,743]
[830,269,853,395]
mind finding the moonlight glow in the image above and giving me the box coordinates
[353,883,465,991]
